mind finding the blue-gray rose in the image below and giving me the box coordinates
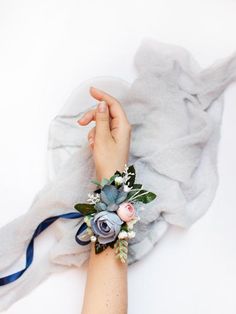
[95,184,128,212]
[91,211,123,244]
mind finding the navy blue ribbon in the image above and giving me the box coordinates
[0,211,90,286]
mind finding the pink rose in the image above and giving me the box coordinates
[117,202,136,222]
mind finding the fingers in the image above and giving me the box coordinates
[78,86,130,145]
[79,101,112,141]
[77,109,96,125]
[95,100,111,141]
[78,86,129,127]
[87,126,96,149]
[89,86,129,123]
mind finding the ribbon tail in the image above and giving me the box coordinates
[0,211,88,286]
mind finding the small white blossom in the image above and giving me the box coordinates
[115,176,124,185]
[127,223,134,230]
[118,230,128,239]
[128,231,136,239]
[90,235,97,242]
[87,192,100,204]
[123,184,132,192]
[127,216,139,230]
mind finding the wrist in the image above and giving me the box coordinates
[96,163,127,182]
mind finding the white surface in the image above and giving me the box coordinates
[0,0,236,313]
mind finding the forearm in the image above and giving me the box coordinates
[81,166,128,314]
[81,242,128,314]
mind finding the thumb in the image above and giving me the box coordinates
[95,101,111,141]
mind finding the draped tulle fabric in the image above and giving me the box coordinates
[1,37,236,311]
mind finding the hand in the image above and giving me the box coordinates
[77,86,131,181]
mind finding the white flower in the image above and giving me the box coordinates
[127,216,139,230]
[115,176,124,185]
[128,231,136,239]
[90,235,97,242]
[118,230,128,239]
[123,184,132,192]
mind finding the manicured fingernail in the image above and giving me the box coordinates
[77,118,84,124]
[91,86,100,91]
[98,101,107,113]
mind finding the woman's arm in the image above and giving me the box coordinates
[82,239,128,313]
[78,86,131,314]
[82,169,128,314]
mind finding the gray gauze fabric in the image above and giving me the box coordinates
[0,37,236,311]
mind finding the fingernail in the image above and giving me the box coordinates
[77,118,84,124]
[98,101,107,113]
[91,86,100,91]
[88,138,94,145]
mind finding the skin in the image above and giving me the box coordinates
[77,86,132,314]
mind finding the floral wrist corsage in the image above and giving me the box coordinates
[74,165,157,263]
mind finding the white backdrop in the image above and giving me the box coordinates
[0,0,236,313]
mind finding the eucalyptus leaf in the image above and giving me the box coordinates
[116,190,128,204]
[100,185,119,204]
[74,203,96,215]
[94,202,107,212]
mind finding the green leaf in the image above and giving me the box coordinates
[126,184,143,200]
[74,203,96,215]
[114,239,128,263]
[95,242,108,254]
[101,178,110,186]
[126,165,136,187]
[109,174,117,183]
[127,188,146,200]
[132,183,142,189]
[91,179,102,186]
[121,223,129,232]
[134,191,157,203]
